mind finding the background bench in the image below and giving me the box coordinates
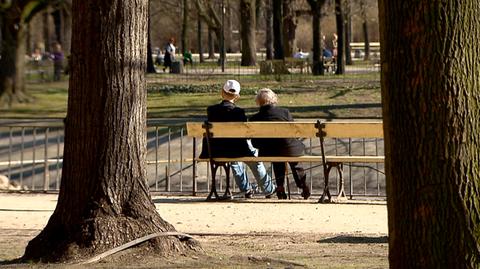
[186,121,384,202]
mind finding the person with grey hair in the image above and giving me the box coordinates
[199,81,276,198]
[250,88,310,199]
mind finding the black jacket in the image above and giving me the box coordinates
[199,101,254,158]
[249,105,305,156]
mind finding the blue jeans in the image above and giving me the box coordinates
[231,161,275,194]
[230,141,275,194]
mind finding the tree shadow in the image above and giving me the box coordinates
[317,235,388,244]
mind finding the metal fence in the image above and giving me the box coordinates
[0,119,385,198]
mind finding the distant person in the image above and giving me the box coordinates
[332,33,338,58]
[31,48,42,63]
[154,47,163,65]
[293,48,306,59]
[250,88,310,200]
[323,48,333,58]
[183,49,193,65]
[199,80,276,198]
[51,43,64,81]
[163,37,176,72]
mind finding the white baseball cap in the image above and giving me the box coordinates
[223,80,241,95]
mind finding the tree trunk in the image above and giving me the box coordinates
[272,0,283,59]
[207,27,215,59]
[0,6,29,106]
[334,0,345,74]
[22,0,195,262]
[181,0,190,54]
[264,0,273,60]
[240,0,257,66]
[146,3,156,74]
[43,8,51,52]
[225,0,233,53]
[197,16,204,63]
[282,0,296,57]
[379,0,480,267]
[62,0,73,55]
[360,0,369,61]
[308,0,326,75]
[345,6,352,65]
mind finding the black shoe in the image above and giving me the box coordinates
[276,186,287,199]
[301,185,311,199]
[245,189,254,199]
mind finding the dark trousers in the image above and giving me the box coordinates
[272,162,306,188]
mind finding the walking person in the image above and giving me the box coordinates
[163,37,176,72]
[250,88,311,199]
[200,80,276,198]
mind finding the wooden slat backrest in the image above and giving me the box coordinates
[186,122,318,138]
[186,121,383,139]
[322,122,383,138]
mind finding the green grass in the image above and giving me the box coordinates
[1,72,381,119]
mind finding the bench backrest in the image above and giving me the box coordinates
[186,121,383,139]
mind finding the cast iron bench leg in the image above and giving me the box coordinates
[221,163,232,200]
[319,164,333,203]
[336,163,347,200]
[206,163,220,201]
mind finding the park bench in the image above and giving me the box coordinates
[186,121,384,203]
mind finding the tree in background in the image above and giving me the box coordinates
[272,0,283,59]
[307,0,327,75]
[359,0,369,61]
[181,0,190,54]
[0,0,51,106]
[240,0,257,66]
[22,0,196,261]
[334,0,345,74]
[264,0,273,60]
[282,0,296,57]
[379,0,480,267]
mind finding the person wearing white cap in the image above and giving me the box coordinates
[199,80,275,198]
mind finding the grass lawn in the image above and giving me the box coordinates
[1,72,381,119]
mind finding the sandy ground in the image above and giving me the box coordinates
[0,192,389,268]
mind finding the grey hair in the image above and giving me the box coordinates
[256,88,278,106]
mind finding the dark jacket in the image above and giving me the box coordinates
[199,100,255,158]
[249,105,305,156]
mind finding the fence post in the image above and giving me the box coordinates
[43,128,50,191]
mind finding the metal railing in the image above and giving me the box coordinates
[0,119,385,198]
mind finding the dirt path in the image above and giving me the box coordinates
[0,193,389,268]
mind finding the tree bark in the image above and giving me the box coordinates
[207,27,215,59]
[282,0,296,57]
[0,2,30,106]
[334,0,345,74]
[197,15,204,63]
[62,0,73,55]
[181,0,190,54]
[225,0,233,53]
[307,0,326,75]
[359,0,369,61]
[345,4,352,65]
[43,7,51,52]
[240,0,257,66]
[379,0,480,267]
[272,0,283,59]
[264,0,273,60]
[22,0,195,262]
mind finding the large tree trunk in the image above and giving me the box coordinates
[308,0,326,75]
[43,7,51,52]
[62,0,73,55]
[334,0,345,74]
[272,0,283,59]
[282,0,296,57]
[240,0,257,66]
[264,0,273,60]
[379,0,480,267]
[22,0,195,262]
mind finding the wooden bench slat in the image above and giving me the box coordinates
[323,122,383,138]
[194,155,384,163]
[186,122,318,138]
